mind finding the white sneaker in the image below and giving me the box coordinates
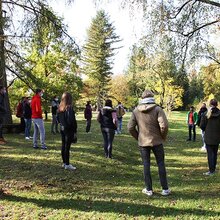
[25,137,30,140]
[203,171,215,176]
[200,146,206,152]
[142,188,153,196]
[29,136,33,139]
[161,189,171,196]
[64,164,76,170]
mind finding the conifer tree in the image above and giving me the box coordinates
[82,10,121,109]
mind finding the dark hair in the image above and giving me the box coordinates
[210,99,218,107]
[58,92,72,112]
[87,101,91,105]
[190,106,194,109]
[105,99,112,108]
[35,89,42,94]
[0,85,4,90]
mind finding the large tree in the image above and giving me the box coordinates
[0,0,78,124]
[82,10,121,109]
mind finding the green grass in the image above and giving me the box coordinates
[0,112,219,220]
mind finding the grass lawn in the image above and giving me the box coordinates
[0,111,219,220]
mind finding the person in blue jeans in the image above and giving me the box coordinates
[116,102,125,134]
[127,90,170,196]
[97,99,117,158]
[23,97,32,140]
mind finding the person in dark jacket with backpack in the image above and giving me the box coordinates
[84,101,92,133]
[200,99,220,176]
[57,92,77,171]
[23,97,32,140]
[97,99,117,158]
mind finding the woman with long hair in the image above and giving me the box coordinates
[57,92,77,170]
[97,99,117,158]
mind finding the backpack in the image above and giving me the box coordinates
[16,102,23,118]
[117,106,125,118]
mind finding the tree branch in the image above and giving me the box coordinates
[199,0,220,8]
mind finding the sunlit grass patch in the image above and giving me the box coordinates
[0,112,219,219]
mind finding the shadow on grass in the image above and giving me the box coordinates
[1,193,219,218]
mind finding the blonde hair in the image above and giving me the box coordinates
[58,92,72,112]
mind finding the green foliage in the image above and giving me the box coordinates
[82,10,121,108]
[13,5,83,110]
[200,63,220,100]
[126,37,185,110]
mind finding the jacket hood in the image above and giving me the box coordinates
[137,103,157,112]
[209,107,220,118]
[137,98,157,112]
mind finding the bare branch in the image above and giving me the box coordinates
[199,0,220,8]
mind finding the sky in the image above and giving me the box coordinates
[50,0,145,74]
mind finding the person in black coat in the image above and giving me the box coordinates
[97,99,117,158]
[84,101,92,133]
[57,92,77,171]
[23,97,32,140]
[198,103,208,151]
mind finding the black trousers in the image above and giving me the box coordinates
[140,144,169,191]
[101,127,115,158]
[61,131,72,165]
[206,144,219,173]
[188,124,196,140]
[86,119,91,133]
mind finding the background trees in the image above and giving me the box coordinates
[81,10,121,109]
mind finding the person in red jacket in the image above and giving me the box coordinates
[31,89,46,149]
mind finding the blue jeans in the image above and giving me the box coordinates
[24,118,32,137]
[117,117,122,133]
[206,144,219,173]
[32,118,46,148]
[101,127,115,158]
[140,144,169,191]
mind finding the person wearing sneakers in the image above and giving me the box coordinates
[127,90,170,196]
[31,89,47,149]
[0,86,7,145]
[57,92,77,171]
[23,97,32,140]
[200,99,220,176]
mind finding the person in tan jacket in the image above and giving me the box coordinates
[127,90,170,196]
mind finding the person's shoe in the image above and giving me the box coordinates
[25,137,30,140]
[142,188,153,196]
[161,189,171,196]
[200,146,206,152]
[33,146,39,149]
[29,136,33,139]
[0,138,7,144]
[64,164,76,170]
[203,171,215,176]
[186,138,191,141]
[41,146,47,150]
[62,163,66,168]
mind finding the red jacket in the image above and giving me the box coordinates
[31,94,42,119]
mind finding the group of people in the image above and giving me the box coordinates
[186,101,220,176]
[0,86,219,196]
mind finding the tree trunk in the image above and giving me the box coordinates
[0,1,13,124]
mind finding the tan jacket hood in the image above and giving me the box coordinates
[137,103,157,113]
